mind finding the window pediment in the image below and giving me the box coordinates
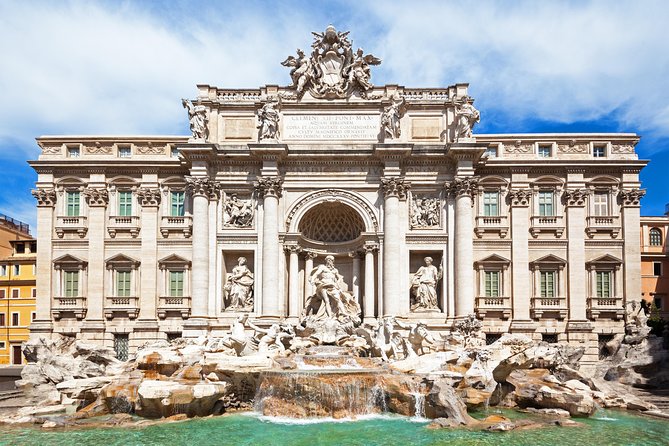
[158,254,191,269]
[530,254,566,270]
[105,253,140,268]
[586,254,622,270]
[474,254,510,269]
[53,254,87,269]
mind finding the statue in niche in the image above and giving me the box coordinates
[281,48,314,94]
[381,97,407,139]
[224,194,253,227]
[410,257,443,311]
[224,257,254,311]
[410,196,440,228]
[257,101,280,140]
[302,255,361,323]
[181,98,208,140]
[454,97,480,141]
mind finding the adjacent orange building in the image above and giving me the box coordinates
[0,214,35,365]
[640,212,669,319]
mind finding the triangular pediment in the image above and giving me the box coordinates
[530,254,567,267]
[53,254,87,266]
[105,253,140,266]
[474,254,511,267]
[587,254,622,265]
[158,254,191,266]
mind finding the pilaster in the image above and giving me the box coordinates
[82,187,108,325]
[255,176,284,317]
[507,188,533,329]
[380,177,409,316]
[31,188,57,334]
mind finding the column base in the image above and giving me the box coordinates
[182,318,210,338]
[566,320,593,332]
[509,319,537,333]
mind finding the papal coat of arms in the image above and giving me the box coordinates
[281,25,381,99]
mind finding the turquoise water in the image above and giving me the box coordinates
[0,410,667,446]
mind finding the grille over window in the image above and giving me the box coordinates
[299,202,365,243]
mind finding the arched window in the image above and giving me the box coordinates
[650,228,662,246]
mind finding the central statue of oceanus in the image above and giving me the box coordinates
[281,25,381,99]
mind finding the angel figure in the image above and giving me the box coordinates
[346,48,381,91]
[381,97,407,139]
[257,101,280,140]
[281,49,314,93]
[181,99,208,140]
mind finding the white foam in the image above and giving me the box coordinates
[242,412,415,425]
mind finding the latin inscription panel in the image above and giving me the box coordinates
[283,114,380,141]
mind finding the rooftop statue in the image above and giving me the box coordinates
[181,98,208,141]
[281,25,381,99]
[454,96,480,141]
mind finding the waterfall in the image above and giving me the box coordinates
[254,370,386,419]
[409,381,426,420]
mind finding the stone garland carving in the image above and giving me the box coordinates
[257,101,280,140]
[506,189,532,207]
[444,177,479,199]
[254,176,284,199]
[380,177,410,199]
[562,189,589,206]
[40,145,62,155]
[32,188,57,207]
[410,195,440,228]
[505,141,533,154]
[82,187,109,206]
[136,188,162,207]
[453,97,480,141]
[281,25,381,99]
[85,142,113,155]
[611,144,635,154]
[223,194,253,228]
[558,142,588,154]
[223,256,254,312]
[181,99,209,140]
[136,142,165,155]
[381,97,407,140]
[410,256,443,312]
[618,188,646,206]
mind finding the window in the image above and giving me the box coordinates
[11,289,19,298]
[0,314,4,326]
[67,146,80,157]
[118,191,132,216]
[11,313,19,326]
[540,271,556,297]
[30,242,37,253]
[538,144,552,157]
[650,228,662,246]
[0,342,4,349]
[31,312,36,322]
[167,332,182,342]
[538,191,554,216]
[118,146,131,158]
[64,271,79,297]
[169,270,184,297]
[31,288,37,298]
[485,146,498,158]
[484,271,500,297]
[542,334,558,344]
[113,334,129,361]
[13,265,19,276]
[654,262,662,276]
[32,265,36,276]
[483,192,499,216]
[171,147,180,158]
[0,290,4,299]
[593,191,609,216]
[15,243,24,254]
[66,191,81,216]
[593,145,606,158]
[485,333,501,345]
[596,271,612,298]
[116,270,131,297]
[0,265,5,276]
[598,334,615,360]
[170,191,185,217]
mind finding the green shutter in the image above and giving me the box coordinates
[116,270,131,297]
[67,192,80,217]
[171,192,185,217]
[169,270,184,297]
[483,192,498,217]
[118,191,132,216]
[65,271,78,297]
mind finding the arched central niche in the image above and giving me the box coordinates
[298,202,365,243]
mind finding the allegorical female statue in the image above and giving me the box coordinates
[224,257,254,311]
[410,257,443,311]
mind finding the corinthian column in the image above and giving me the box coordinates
[363,243,378,320]
[380,177,409,316]
[31,188,57,334]
[255,176,283,317]
[285,245,301,317]
[186,176,216,320]
[446,177,477,317]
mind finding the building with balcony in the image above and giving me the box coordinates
[641,211,669,319]
[28,27,647,366]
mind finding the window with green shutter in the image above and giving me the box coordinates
[483,192,499,217]
[538,191,554,216]
[116,270,131,297]
[169,270,184,297]
[118,191,132,216]
[540,271,556,297]
[484,271,500,297]
[596,271,612,298]
[170,191,185,217]
[66,191,80,216]
[64,271,79,297]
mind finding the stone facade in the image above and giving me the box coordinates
[640,214,669,319]
[29,27,647,366]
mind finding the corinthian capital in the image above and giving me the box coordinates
[185,176,220,199]
[82,187,109,207]
[136,188,162,207]
[32,188,57,207]
[618,188,646,207]
[380,177,410,199]
[444,176,479,198]
[562,189,588,207]
[254,176,283,198]
[506,189,532,207]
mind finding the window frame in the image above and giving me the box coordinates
[483,191,499,217]
[170,191,185,217]
[484,270,500,297]
[117,146,132,158]
[66,190,81,217]
[116,269,132,297]
[537,144,552,158]
[64,270,79,297]
[538,190,555,216]
[650,228,662,246]
[11,312,19,327]
[593,190,610,217]
[595,270,612,298]
[118,190,133,216]
[539,270,557,298]
[169,269,185,297]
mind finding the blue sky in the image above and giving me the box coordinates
[1,0,668,232]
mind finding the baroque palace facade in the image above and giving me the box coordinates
[29,27,646,364]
